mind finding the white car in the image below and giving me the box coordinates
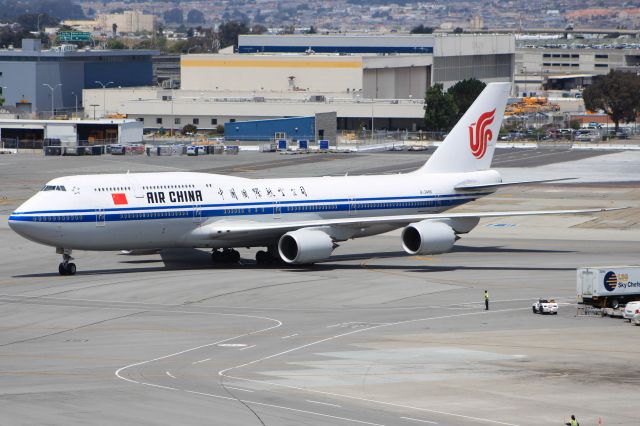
[633,312,640,326]
[622,301,640,321]
[532,299,558,314]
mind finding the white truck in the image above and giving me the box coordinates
[577,266,640,309]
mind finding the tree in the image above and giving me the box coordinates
[447,78,487,120]
[217,20,249,49]
[453,27,464,34]
[251,24,268,35]
[306,25,317,34]
[187,9,205,24]
[105,39,126,49]
[410,24,433,34]
[424,83,458,131]
[163,8,183,25]
[16,13,58,31]
[181,124,197,135]
[583,70,640,131]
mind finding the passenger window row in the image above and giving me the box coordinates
[95,187,131,192]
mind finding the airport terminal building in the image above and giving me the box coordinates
[83,34,515,135]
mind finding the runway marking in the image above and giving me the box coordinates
[192,358,210,364]
[166,371,175,379]
[239,345,255,351]
[401,417,438,424]
[218,343,247,348]
[0,293,534,312]
[225,386,254,393]
[219,307,526,426]
[282,333,298,339]
[306,400,342,408]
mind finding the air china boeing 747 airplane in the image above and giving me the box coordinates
[9,83,615,275]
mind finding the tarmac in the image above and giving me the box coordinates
[1,147,639,426]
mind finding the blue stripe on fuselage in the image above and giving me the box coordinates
[8,195,480,223]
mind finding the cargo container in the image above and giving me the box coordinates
[577,266,640,308]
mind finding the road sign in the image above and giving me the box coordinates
[58,31,92,42]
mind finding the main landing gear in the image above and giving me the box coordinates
[211,248,240,263]
[255,246,283,265]
[57,248,76,276]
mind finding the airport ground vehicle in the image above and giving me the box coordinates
[622,301,640,321]
[577,266,640,308]
[532,299,558,314]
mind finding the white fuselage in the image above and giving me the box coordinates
[8,170,500,251]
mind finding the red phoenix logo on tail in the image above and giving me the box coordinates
[469,109,496,159]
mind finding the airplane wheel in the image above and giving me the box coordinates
[59,263,67,276]
[67,263,77,275]
[229,249,240,263]
[256,250,268,264]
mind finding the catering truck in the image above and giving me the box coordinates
[577,266,640,308]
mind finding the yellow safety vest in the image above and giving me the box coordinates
[484,293,489,300]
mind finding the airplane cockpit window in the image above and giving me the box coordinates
[41,185,66,192]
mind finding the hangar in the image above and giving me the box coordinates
[0,118,143,149]
[83,34,515,133]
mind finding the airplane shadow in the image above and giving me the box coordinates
[13,245,576,278]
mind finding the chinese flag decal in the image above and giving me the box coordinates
[112,193,128,205]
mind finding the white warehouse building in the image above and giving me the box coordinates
[84,34,515,133]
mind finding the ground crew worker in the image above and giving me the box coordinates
[565,414,579,426]
[484,290,489,310]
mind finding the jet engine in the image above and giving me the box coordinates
[278,229,335,264]
[401,220,456,255]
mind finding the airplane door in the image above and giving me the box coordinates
[128,174,145,199]
[349,198,357,216]
[273,201,281,219]
[193,204,202,223]
[96,208,106,227]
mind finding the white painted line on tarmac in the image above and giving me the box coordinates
[326,323,341,328]
[192,358,210,365]
[401,416,438,424]
[282,333,298,339]
[166,371,176,379]
[306,400,342,408]
[239,345,256,351]
[225,386,254,393]
[220,307,526,426]
[218,343,247,347]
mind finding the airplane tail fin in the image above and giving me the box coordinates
[417,82,511,174]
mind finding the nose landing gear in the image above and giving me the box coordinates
[57,248,76,276]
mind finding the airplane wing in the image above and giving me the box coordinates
[192,207,623,239]
[454,178,575,191]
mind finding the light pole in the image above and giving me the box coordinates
[42,83,61,118]
[71,91,78,117]
[36,13,44,33]
[94,80,113,118]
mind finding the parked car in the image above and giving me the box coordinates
[622,301,640,321]
[532,298,558,314]
[109,144,126,155]
[575,132,598,142]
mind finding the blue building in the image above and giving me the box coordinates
[238,34,434,54]
[225,116,316,142]
[0,39,158,115]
